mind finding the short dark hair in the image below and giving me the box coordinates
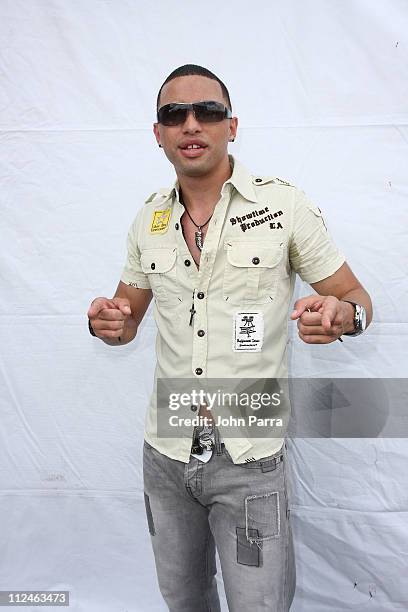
[156,64,232,112]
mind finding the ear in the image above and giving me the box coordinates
[153,122,161,146]
[229,116,238,142]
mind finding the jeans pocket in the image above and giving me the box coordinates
[234,448,285,472]
[245,491,280,543]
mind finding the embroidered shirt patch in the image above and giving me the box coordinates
[233,311,264,352]
[150,209,171,234]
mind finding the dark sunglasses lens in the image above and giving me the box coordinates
[158,105,188,126]
[158,101,229,125]
[194,102,226,122]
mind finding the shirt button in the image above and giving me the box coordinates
[197,292,205,299]
[190,405,198,412]
[195,367,203,375]
[197,329,205,337]
[252,257,260,265]
[184,259,191,267]
[175,223,179,230]
[150,262,156,270]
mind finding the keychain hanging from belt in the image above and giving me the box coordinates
[191,423,215,454]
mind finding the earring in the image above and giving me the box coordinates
[158,144,162,148]
[229,138,235,142]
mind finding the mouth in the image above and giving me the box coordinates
[178,142,208,158]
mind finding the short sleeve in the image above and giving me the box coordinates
[289,189,346,283]
[120,209,151,289]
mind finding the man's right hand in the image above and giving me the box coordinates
[87,297,132,341]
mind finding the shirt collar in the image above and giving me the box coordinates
[225,155,258,203]
[170,154,258,205]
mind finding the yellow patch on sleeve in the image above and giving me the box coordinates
[150,208,171,234]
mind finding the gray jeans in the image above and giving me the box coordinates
[143,437,296,611]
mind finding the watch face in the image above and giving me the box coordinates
[342,301,366,336]
[355,303,366,331]
[360,306,367,331]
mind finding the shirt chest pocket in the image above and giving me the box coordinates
[140,247,181,303]
[223,242,284,305]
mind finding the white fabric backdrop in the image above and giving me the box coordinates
[1,1,407,610]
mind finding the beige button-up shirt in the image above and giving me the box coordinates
[121,155,345,463]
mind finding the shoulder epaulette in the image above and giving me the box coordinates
[251,176,276,186]
[251,175,295,187]
[144,187,173,205]
[274,177,295,187]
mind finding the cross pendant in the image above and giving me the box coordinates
[189,304,196,326]
[189,290,196,326]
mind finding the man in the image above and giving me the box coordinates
[87,64,372,611]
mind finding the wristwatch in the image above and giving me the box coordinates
[342,301,367,336]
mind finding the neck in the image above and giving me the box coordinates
[177,155,232,215]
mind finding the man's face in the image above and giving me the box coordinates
[153,75,238,179]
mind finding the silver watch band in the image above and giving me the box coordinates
[342,301,366,336]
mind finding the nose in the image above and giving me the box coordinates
[181,109,202,132]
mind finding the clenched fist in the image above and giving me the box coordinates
[87,297,132,341]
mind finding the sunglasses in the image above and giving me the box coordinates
[157,100,232,126]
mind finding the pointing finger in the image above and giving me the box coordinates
[87,297,118,318]
[291,295,326,320]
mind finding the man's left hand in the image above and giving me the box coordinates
[290,295,354,344]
